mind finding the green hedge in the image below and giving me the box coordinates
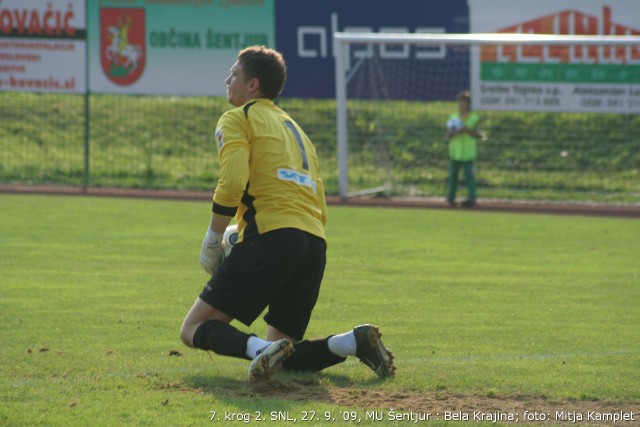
[1,92,638,202]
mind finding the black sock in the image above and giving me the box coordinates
[282,337,346,372]
[192,319,252,360]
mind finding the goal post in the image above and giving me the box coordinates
[333,32,640,201]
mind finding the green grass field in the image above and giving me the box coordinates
[1,194,639,426]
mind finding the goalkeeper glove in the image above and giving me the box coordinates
[199,227,225,275]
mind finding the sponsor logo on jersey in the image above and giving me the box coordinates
[277,168,317,193]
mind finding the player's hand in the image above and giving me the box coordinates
[199,228,225,275]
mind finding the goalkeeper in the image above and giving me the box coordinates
[179,46,395,382]
[446,91,480,207]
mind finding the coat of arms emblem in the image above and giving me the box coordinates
[100,8,145,86]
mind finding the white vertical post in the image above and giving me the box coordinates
[334,36,349,200]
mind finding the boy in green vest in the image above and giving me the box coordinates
[446,91,480,207]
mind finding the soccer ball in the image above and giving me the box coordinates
[447,117,464,132]
[222,224,238,257]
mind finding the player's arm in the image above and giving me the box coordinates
[199,142,249,274]
[208,213,232,235]
[200,112,250,275]
[212,133,250,216]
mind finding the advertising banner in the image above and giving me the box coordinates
[275,0,469,100]
[0,0,86,93]
[470,0,640,113]
[88,0,274,96]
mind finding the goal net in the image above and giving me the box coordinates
[333,32,640,203]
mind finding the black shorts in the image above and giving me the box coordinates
[199,228,326,341]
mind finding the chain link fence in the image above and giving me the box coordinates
[1,91,638,203]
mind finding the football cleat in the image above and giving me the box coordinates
[354,324,396,378]
[247,339,294,383]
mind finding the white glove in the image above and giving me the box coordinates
[199,227,225,275]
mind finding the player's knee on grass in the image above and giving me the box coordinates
[180,321,199,348]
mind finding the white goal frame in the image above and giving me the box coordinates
[333,32,640,200]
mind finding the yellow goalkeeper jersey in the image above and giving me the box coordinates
[212,98,327,242]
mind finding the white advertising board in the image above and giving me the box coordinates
[469,0,640,113]
[0,0,86,93]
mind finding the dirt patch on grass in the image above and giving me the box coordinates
[234,379,638,425]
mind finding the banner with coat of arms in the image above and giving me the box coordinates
[88,0,274,96]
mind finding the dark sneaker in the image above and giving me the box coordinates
[247,339,295,383]
[446,199,457,208]
[461,199,476,208]
[354,325,395,378]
